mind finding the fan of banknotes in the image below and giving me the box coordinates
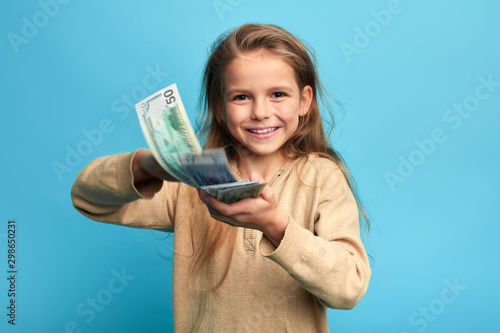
[135,83,266,204]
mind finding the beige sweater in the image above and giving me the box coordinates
[71,150,371,332]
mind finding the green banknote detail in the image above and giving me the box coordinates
[136,84,201,186]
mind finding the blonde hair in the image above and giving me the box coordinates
[191,23,369,292]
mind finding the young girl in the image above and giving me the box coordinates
[71,23,371,332]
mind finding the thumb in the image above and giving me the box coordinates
[250,172,273,202]
[250,172,265,183]
[259,183,274,203]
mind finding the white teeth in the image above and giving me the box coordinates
[249,128,277,134]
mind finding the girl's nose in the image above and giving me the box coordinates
[251,100,271,120]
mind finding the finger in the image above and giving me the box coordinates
[197,190,229,218]
[197,189,214,206]
[197,189,206,201]
[197,190,218,215]
[205,194,234,214]
[205,205,234,225]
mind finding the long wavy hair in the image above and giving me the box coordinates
[190,23,369,292]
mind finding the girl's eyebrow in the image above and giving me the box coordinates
[226,88,251,96]
[267,86,294,92]
[226,86,294,96]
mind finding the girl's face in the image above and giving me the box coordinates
[222,50,312,162]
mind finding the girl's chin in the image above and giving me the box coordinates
[238,147,286,160]
[228,140,288,160]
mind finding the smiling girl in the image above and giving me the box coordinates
[71,23,371,332]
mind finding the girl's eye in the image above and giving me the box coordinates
[233,95,248,101]
[272,92,287,98]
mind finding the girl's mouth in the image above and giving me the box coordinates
[247,127,278,134]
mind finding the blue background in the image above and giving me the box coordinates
[1,0,499,332]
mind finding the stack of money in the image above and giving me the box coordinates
[135,83,265,204]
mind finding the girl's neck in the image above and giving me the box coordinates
[235,150,291,182]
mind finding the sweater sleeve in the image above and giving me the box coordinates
[70,149,177,231]
[259,161,371,309]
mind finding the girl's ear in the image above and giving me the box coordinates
[299,85,313,116]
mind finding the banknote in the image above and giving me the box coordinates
[135,83,201,186]
[217,182,266,204]
[178,148,238,186]
[201,180,252,196]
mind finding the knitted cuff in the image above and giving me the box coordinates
[259,217,312,273]
[124,149,164,199]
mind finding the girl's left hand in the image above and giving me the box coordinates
[197,173,289,247]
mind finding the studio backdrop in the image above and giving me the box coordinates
[1,0,499,332]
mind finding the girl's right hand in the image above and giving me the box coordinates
[132,149,179,185]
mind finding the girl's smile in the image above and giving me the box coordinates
[246,126,279,139]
